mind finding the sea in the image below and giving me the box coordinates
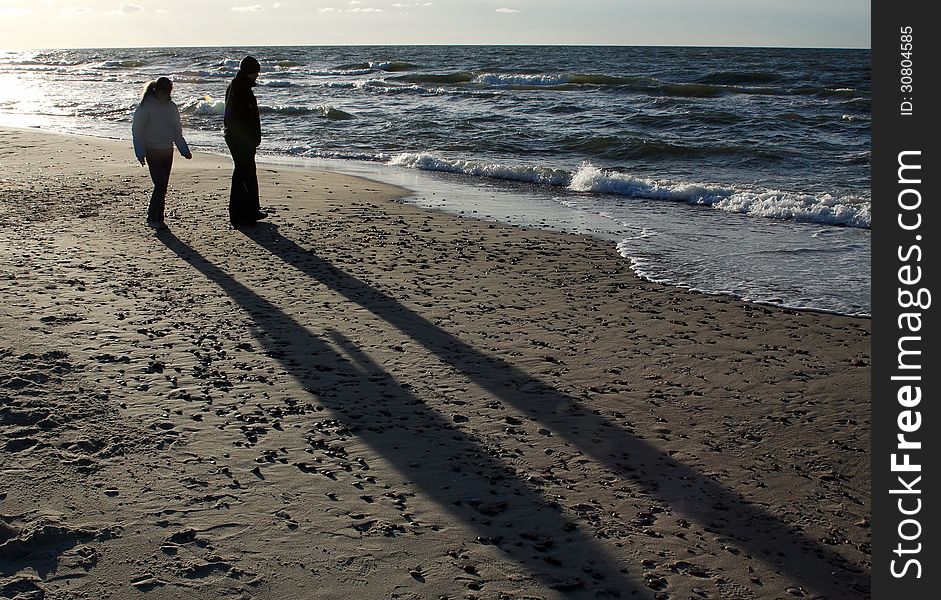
[0,46,871,316]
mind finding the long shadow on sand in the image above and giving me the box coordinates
[158,229,640,597]
[235,223,868,599]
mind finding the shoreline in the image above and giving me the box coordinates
[9,123,871,318]
[1,125,871,599]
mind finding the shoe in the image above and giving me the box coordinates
[254,211,268,221]
[147,220,168,230]
[230,219,256,227]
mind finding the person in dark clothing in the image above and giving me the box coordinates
[224,55,267,226]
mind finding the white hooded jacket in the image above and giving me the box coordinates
[132,95,190,159]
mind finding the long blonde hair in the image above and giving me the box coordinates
[140,76,173,101]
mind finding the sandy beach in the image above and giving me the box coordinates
[1,127,870,599]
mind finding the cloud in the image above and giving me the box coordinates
[0,8,32,16]
[231,4,264,12]
[390,2,432,7]
[495,8,521,13]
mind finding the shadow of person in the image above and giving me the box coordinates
[231,222,868,599]
[156,228,643,597]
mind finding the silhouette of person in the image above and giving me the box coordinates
[132,76,192,229]
[224,55,267,226]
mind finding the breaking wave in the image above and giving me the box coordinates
[389,154,870,228]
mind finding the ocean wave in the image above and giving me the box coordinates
[713,191,870,228]
[389,72,477,84]
[99,59,146,69]
[319,79,433,93]
[425,71,657,91]
[822,87,861,97]
[389,152,570,185]
[334,62,371,71]
[792,86,867,100]
[7,56,87,67]
[334,60,418,73]
[838,97,871,109]
[319,79,498,98]
[186,97,354,120]
[569,164,871,228]
[473,73,572,87]
[259,104,355,119]
[172,75,211,84]
[371,60,419,72]
[321,68,374,76]
[388,71,782,98]
[192,70,234,79]
[469,72,647,89]
[388,154,870,228]
[696,71,785,85]
[218,58,242,70]
[286,147,389,162]
[321,80,376,89]
[569,74,646,86]
[190,97,225,115]
[315,106,355,120]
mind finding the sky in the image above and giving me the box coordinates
[1,0,871,49]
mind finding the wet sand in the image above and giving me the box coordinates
[0,126,870,599]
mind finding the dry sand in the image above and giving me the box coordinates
[0,127,870,599]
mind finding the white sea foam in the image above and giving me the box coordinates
[320,79,391,90]
[259,105,310,115]
[388,154,870,228]
[711,190,871,227]
[253,104,354,119]
[287,147,389,161]
[474,73,571,87]
[192,97,225,115]
[568,163,720,201]
[568,163,870,228]
[389,152,570,185]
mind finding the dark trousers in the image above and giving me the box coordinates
[226,137,260,222]
[145,147,174,222]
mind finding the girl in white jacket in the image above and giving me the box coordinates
[132,77,192,229]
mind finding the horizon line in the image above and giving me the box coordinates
[2,42,872,52]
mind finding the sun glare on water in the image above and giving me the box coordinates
[0,73,50,127]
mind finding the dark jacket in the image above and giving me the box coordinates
[224,71,261,147]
